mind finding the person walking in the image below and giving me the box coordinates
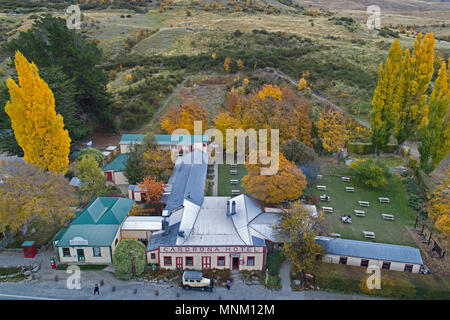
[94,283,100,295]
[226,279,231,290]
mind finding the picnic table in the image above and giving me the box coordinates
[230,179,238,185]
[381,214,395,220]
[345,187,355,192]
[317,185,327,191]
[317,174,323,179]
[321,206,333,213]
[341,215,352,224]
[329,233,341,238]
[379,197,390,203]
[230,164,238,169]
[341,176,350,182]
[363,231,375,239]
[231,189,241,195]
[358,201,370,207]
[230,170,238,175]
[320,194,330,202]
[354,210,366,217]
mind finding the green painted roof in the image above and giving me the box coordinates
[120,134,145,145]
[102,153,130,172]
[155,134,209,145]
[55,197,134,247]
[21,241,35,247]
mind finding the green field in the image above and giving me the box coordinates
[305,163,416,246]
[217,164,247,196]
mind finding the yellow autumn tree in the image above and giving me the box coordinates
[316,108,348,153]
[393,33,435,149]
[257,84,282,100]
[5,51,71,173]
[224,57,231,72]
[236,59,244,70]
[242,153,307,204]
[427,169,450,235]
[211,52,216,60]
[160,103,208,134]
[298,77,307,91]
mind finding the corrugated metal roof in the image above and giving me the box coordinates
[165,150,208,212]
[147,222,180,251]
[56,197,134,247]
[316,237,423,265]
[102,153,130,172]
[155,134,209,145]
[121,216,163,231]
[119,134,145,145]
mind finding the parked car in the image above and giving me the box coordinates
[181,270,214,292]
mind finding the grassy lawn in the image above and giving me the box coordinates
[217,164,247,196]
[0,266,21,276]
[55,264,108,271]
[355,155,406,168]
[308,262,450,300]
[305,163,416,246]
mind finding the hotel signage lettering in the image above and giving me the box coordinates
[161,246,263,253]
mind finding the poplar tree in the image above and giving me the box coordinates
[419,60,449,172]
[370,40,402,155]
[393,33,435,150]
[4,51,71,173]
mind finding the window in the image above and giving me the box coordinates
[150,253,156,260]
[360,259,369,267]
[62,248,70,257]
[185,257,194,266]
[382,261,391,270]
[404,264,413,272]
[217,256,225,266]
[93,247,101,257]
[164,256,172,266]
[339,257,348,265]
[247,256,255,266]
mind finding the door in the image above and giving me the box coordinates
[105,171,113,181]
[77,249,85,263]
[176,257,183,269]
[232,257,240,270]
[201,256,211,269]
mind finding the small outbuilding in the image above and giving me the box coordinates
[316,236,423,273]
[102,153,130,185]
[21,241,37,258]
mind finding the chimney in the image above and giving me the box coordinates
[226,200,231,217]
[231,201,236,215]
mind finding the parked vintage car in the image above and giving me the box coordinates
[181,270,214,292]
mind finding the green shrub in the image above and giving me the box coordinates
[408,156,418,169]
[349,158,391,188]
[113,240,146,280]
[265,251,284,276]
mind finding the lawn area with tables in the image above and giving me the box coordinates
[217,164,247,196]
[305,162,416,246]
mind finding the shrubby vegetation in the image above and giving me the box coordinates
[113,240,146,280]
[349,158,391,188]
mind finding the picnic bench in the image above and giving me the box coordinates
[320,194,330,202]
[231,189,241,195]
[230,170,238,175]
[354,210,365,215]
[321,206,333,213]
[230,179,238,185]
[354,211,366,217]
[329,233,341,238]
[379,197,390,203]
[363,231,375,239]
[345,187,355,192]
[317,185,327,191]
[230,164,238,169]
[381,214,395,221]
[317,174,323,179]
[358,201,370,207]
[341,176,350,182]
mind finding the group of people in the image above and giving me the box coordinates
[341,215,352,224]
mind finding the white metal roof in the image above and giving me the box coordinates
[121,216,163,231]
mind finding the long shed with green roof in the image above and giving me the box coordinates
[54,197,134,264]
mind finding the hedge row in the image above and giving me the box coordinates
[347,143,397,154]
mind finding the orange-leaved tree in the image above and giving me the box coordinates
[160,103,208,134]
[242,152,307,204]
[138,177,167,205]
[315,108,348,153]
[4,51,71,173]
